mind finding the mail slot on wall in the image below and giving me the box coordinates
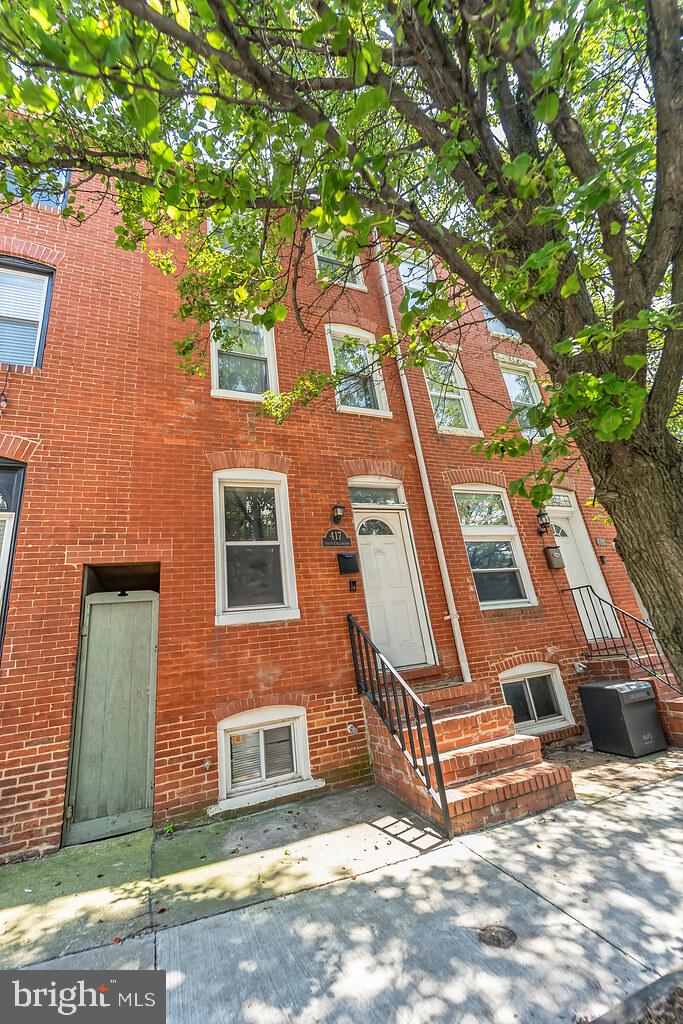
[544,545,565,570]
[337,552,360,575]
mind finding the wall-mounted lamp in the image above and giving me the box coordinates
[536,508,551,536]
[331,502,346,524]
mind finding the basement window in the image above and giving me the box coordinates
[499,664,574,735]
[214,706,324,812]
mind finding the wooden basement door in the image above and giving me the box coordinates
[64,590,159,845]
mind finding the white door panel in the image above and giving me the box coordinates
[550,503,620,640]
[355,510,432,667]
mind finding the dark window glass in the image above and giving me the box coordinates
[225,545,284,607]
[528,675,560,720]
[473,570,524,604]
[217,351,268,394]
[502,682,533,724]
[224,487,278,542]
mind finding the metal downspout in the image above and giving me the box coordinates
[373,239,472,682]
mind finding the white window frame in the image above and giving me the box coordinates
[325,324,391,418]
[499,662,574,736]
[5,168,69,211]
[210,317,279,402]
[452,484,537,609]
[0,511,15,604]
[398,252,435,306]
[423,355,482,436]
[213,468,300,626]
[497,359,551,443]
[483,304,520,339]
[0,265,50,367]
[312,232,366,291]
[212,705,324,812]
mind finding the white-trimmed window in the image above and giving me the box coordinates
[424,357,480,434]
[483,304,519,339]
[215,706,324,811]
[4,168,69,211]
[0,263,52,367]
[210,318,278,401]
[326,324,390,416]
[453,486,536,608]
[213,469,299,626]
[499,663,574,735]
[399,254,435,307]
[499,361,550,442]
[312,233,365,289]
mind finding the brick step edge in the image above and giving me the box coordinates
[436,734,542,785]
[446,760,573,816]
[404,705,515,750]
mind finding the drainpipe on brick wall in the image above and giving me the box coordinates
[373,236,472,682]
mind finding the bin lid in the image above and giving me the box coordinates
[578,680,654,695]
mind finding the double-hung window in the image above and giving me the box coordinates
[4,168,69,211]
[483,304,519,339]
[399,255,434,307]
[312,233,365,288]
[326,325,390,416]
[424,357,480,434]
[214,469,299,625]
[499,362,550,442]
[453,487,535,608]
[0,261,53,367]
[210,318,277,401]
[0,460,25,649]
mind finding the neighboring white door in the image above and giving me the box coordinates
[353,509,433,668]
[548,494,620,640]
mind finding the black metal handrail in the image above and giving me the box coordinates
[567,585,682,696]
[347,614,453,839]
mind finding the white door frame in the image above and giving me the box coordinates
[549,490,620,638]
[350,478,437,669]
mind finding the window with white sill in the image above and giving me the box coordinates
[499,363,551,443]
[217,706,320,805]
[0,261,53,367]
[424,357,479,434]
[326,325,389,415]
[214,469,299,625]
[453,487,536,608]
[398,254,435,308]
[499,664,573,734]
[210,318,277,400]
[312,233,365,288]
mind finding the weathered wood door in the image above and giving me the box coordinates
[64,591,159,845]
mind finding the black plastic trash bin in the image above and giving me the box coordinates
[578,680,667,757]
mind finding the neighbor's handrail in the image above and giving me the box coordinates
[347,614,453,839]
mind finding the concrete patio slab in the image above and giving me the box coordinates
[150,785,442,930]
[0,830,153,968]
[547,745,683,804]
[158,839,653,1024]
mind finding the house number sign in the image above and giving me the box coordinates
[322,528,352,548]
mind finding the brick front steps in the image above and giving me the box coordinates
[366,682,575,838]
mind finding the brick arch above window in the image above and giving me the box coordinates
[443,467,507,489]
[206,449,292,474]
[0,236,63,268]
[341,458,405,480]
[214,691,310,723]
[0,434,40,463]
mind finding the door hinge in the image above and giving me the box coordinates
[65,805,73,820]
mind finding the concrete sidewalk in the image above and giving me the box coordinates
[3,753,683,1023]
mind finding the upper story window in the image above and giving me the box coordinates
[0,260,53,367]
[399,255,435,307]
[424,357,480,435]
[210,318,278,401]
[453,486,536,609]
[498,361,550,442]
[483,304,519,339]
[213,469,299,626]
[325,325,390,417]
[312,233,365,289]
[4,169,69,211]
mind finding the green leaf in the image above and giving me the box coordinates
[19,79,59,112]
[347,85,389,129]
[504,153,532,181]
[560,273,580,298]
[622,354,647,370]
[535,93,559,124]
[609,220,621,235]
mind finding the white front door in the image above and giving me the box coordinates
[354,509,433,668]
[548,494,620,640]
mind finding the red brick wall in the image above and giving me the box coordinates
[0,199,644,861]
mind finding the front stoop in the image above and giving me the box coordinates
[364,685,575,838]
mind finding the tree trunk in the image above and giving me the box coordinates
[583,427,683,688]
